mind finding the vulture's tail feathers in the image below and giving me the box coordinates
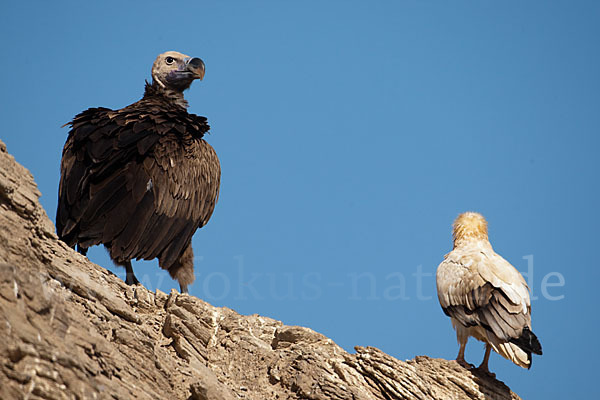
[510,327,542,356]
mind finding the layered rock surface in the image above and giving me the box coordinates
[0,140,521,399]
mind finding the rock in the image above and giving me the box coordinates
[189,368,236,400]
[0,139,522,399]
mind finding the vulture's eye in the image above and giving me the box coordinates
[165,57,175,65]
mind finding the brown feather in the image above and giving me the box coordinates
[57,72,220,292]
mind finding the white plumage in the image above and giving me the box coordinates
[436,212,542,374]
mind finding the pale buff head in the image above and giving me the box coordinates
[151,51,205,92]
[452,212,489,247]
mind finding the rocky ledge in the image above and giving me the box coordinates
[0,140,520,399]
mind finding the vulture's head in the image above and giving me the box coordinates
[452,211,489,246]
[151,51,205,92]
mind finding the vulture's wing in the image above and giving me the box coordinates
[436,247,532,343]
[57,104,220,267]
[57,107,114,243]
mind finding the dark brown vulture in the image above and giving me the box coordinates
[56,51,220,293]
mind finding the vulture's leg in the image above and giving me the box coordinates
[166,242,195,294]
[180,283,188,294]
[455,327,472,368]
[114,259,140,286]
[456,341,470,368]
[76,244,88,257]
[476,343,495,377]
[124,261,141,286]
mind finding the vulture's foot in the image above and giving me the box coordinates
[475,344,495,377]
[455,358,474,369]
[123,261,141,286]
[125,272,140,286]
[76,244,88,257]
[474,365,496,379]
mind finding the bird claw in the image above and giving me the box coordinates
[456,359,474,369]
[474,366,496,379]
[125,273,140,286]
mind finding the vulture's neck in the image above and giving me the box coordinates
[452,237,492,251]
[144,81,189,109]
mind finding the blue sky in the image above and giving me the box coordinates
[2,1,599,398]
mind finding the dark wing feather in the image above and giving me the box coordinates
[56,94,219,270]
[134,133,220,266]
[57,107,112,243]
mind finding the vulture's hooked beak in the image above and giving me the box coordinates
[185,57,205,81]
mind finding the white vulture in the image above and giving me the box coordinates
[436,212,542,374]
